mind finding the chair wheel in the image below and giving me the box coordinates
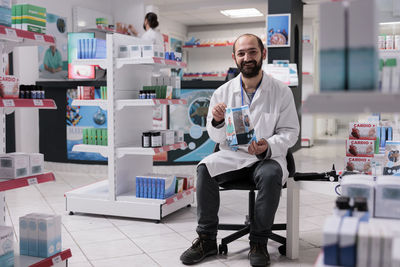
[278,244,286,256]
[219,244,228,255]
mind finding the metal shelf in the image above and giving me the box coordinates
[116,57,186,69]
[72,144,109,158]
[116,142,187,158]
[302,92,400,114]
[71,99,107,110]
[0,99,56,109]
[116,99,186,110]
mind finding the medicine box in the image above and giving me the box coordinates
[349,122,377,140]
[38,215,55,258]
[27,153,44,175]
[0,153,29,179]
[142,44,155,58]
[339,217,359,267]
[0,1,11,27]
[0,226,13,267]
[0,75,19,99]
[19,216,29,256]
[323,215,342,266]
[344,157,372,174]
[128,44,141,58]
[27,214,39,256]
[118,45,129,58]
[346,139,375,157]
[174,130,184,143]
[356,222,369,267]
[369,221,382,267]
[161,130,175,145]
[341,175,375,216]
[375,176,400,219]
[20,4,46,34]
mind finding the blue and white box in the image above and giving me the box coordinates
[19,216,29,256]
[0,226,13,267]
[323,215,342,265]
[27,214,39,256]
[38,215,55,258]
[339,217,359,267]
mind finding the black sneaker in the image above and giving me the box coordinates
[180,234,218,265]
[249,242,271,266]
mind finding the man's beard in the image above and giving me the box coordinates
[236,58,262,78]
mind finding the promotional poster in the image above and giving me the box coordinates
[267,14,291,47]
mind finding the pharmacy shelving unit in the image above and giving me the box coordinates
[0,27,72,266]
[66,33,194,222]
[182,43,233,48]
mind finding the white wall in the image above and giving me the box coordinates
[185,22,265,73]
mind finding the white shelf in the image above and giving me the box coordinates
[71,99,107,110]
[116,142,187,158]
[302,92,400,114]
[116,99,186,110]
[71,59,107,69]
[116,57,187,69]
[72,144,109,158]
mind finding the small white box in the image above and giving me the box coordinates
[369,221,382,267]
[154,45,164,58]
[174,130,184,143]
[19,216,29,256]
[38,215,55,258]
[0,226,13,267]
[142,44,155,58]
[27,214,39,256]
[27,153,44,175]
[54,215,62,254]
[393,238,400,267]
[161,130,175,145]
[0,153,29,179]
[356,222,370,267]
[386,35,394,50]
[128,44,141,58]
[118,45,129,58]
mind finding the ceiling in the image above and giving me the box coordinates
[146,0,327,26]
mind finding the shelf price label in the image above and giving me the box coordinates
[52,255,62,264]
[5,28,17,38]
[169,145,174,150]
[33,99,44,106]
[34,34,45,42]
[27,178,38,185]
[2,99,14,107]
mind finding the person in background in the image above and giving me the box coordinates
[43,42,62,73]
[179,33,299,266]
[129,12,164,46]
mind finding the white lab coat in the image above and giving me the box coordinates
[142,28,164,46]
[199,72,300,185]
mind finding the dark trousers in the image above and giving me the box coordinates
[196,159,283,244]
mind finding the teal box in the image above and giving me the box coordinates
[320,49,346,91]
[348,48,378,90]
[0,7,11,27]
[0,252,13,267]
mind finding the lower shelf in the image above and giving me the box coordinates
[15,248,72,267]
[65,180,195,220]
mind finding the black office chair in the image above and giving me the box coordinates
[217,147,295,256]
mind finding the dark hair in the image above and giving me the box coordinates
[145,12,159,29]
[233,33,264,54]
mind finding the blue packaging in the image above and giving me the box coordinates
[165,52,169,60]
[151,178,156,199]
[380,126,386,148]
[387,127,393,141]
[95,39,107,59]
[0,6,11,27]
[139,177,144,198]
[135,177,140,197]
[78,39,83,59]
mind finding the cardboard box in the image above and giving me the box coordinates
[344,157,372,174]
[346,139,375,157]
[0,75,19,99]
[27,214,38,256]
[37,215,55,258]
[0,153,29,179]
[161,130,175,145]
[19,216,29,256]
[339,217,359,266]
[28,153,44,175]
[0,226,13,267]
[349,122,377,140]
[356,222,370,267]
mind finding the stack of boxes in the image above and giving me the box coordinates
[0,152,44,179]
[150,74,181,99]
[19,213,61,258]
[12,4,47,33]
[345,123,376,174]
[0,0,11,27]
[82,128,107,146]
[77,38,107,59]
[135,173,194,199]
[118,44,164,60]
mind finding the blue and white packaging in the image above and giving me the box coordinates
[78,39,83,59]
[323,215,342,265]
[38,215,55,258]
[369,221,382,267]
[392,237,400,267]
[19,216,29,256]
[95,39,106,59]
[54,215,62,254]
[356,222,369,267]
[27,214,39,256]
[339,217,359,267]
[0,226,13,267]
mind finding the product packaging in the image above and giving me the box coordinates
[0,153,29,179]
[344,157,372,174]
[346,139,375,157]
[356,222,370,267]
[339,217,359,266]
[319,1,346,91]
[0,226,13,267]
[19,216,29,255]
[118,45,129,58]
[128,44,141,58]
[136,174,176,199]
[174,130,184,143]
[382,141,400,175]
[0,75,19,99]
[161,130,175,145]
[349,122,377,140]
[225,105,256,150]
[20,4,46,33]
[378,35,386,50]
[348,0,378,90]
[323,216,342,265]
[386,35,394,50]
[0,0,11,27]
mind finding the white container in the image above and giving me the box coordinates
[128,44,141,58]
[0,153,29,179]
[19,216,29,256]
[38,215,55,258]
[27,214,38,256]
[142,44,155,58]
[118,45,129,58]
[378,35,386,50]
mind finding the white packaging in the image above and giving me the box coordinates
[0,153,29,179]
[344,157,372,174]
[346,139,375,157]
[382,60,392,93]
[174,52,182,61]
[38,215,55,258]
[375,176,400,219]
[54,215,62,254]
[161,130,175,145]
[356,222,370,267]
[0,226,13,267]
[118,45,129,58]
[386,35,394,50]
[381,224,393,267]
[174,130,184,143]
[393,237,400,267]
[349,122,377,140]
[0,75,19,99]
[166,85,173,99]
[154,45,164,58]
[19,216,29,256]
[128,44,141,58]
[171,76,181,89]
[339,217,359,266]
[28,153,44,175]
[396,35,400,50]
[378,35,386,50]
[369,221,382,267]
[341,175,375,216]
[142,44,155,58]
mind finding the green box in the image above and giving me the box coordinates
[96,129,102,145]
[155,86,161,98]
[21,24,45,33]
[82,128,88,144]
[20,18,46,27]
[88,128,95,145]
[11,5,15,28]
[102,129,107,146]
[21,4,46,20]
[16,4,21,29]
[161,85,167,99]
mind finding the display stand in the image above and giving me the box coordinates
[0,27,71,266]
[66,33,193,221]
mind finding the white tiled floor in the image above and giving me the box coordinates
[5,141,346,266]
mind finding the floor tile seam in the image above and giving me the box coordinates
[89,254,161,266]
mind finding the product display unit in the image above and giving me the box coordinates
[66,33,193,222]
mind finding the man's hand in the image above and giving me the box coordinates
[212,103,227,123]
[248,139,268,155]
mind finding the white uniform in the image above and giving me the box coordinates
[142,28,164,46]
[199,72,300,185]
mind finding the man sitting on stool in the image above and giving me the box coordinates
[180,33,299,266]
